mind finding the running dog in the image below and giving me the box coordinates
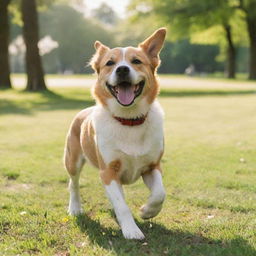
[64,28,166,239]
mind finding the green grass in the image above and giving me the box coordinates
[0,84,256,255]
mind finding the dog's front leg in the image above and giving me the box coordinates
[140,169,166,219]
[100,165,145,240]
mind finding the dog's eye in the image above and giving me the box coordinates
[106,60,115,66]
[132,59,142,64]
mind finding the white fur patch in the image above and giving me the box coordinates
[108,47,143,86]
[105,180,145,239]
[141,169,166,219]
[93,101,164,184]
[68,173,83,215]
[106,97,150,119]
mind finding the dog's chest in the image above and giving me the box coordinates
[93,103,164,184]
[117,150,159,184]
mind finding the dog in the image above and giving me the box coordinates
[64,28,166,240]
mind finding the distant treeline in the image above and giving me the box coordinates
[9,4,249,75]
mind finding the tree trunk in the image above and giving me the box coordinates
[246,17,256,80]
[224,25,236,79]
[21,0,47,91]
[0,0,12,88]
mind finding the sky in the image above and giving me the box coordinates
[84,0,130,18]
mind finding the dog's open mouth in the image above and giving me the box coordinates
[106,80,145,106]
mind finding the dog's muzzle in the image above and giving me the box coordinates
[106,80,145,106]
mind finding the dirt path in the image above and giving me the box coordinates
[12,75,256,90]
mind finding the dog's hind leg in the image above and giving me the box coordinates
[64,129,85,216]
[140,169,166,219]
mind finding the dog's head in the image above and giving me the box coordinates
[90,28,166,111]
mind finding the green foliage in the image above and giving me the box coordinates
[9,2,117,74]
[92,3,119,26]
[7,1,250,75]
[39,4,116,73]
[8,0,64,26]
[8,0,22,26]
[114,15,160,46]
[130,0,246,46]
[159,41,223,73]
[130,0,252,76]
[233,0,256,19]
[237,47,249,73]
[131,0,237,38]
[113,17,223,74]
[3,171,20,180]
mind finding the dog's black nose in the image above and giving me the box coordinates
[116,66,130,77]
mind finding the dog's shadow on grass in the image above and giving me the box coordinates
[76,214,256,256]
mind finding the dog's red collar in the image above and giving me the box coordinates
[114,114,147,126]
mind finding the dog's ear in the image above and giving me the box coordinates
[139,28,166,68]
[94,41,109,51]
[90,41,110,73]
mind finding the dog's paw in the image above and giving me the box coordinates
[121,222,145,240]
[140,204,162,219]
[68,204,83,216]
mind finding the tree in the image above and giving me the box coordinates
[21,0,47,91]
[92,3,119,26]
[223,24,236,78]
[112,12,222,74]
[130,0,238,78]
[236,0,256,79]
[0,0,12,88]
[40,4,115,73]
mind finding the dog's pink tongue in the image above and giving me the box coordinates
[117,85,135,105]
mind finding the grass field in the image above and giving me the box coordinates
[0,81,256,255]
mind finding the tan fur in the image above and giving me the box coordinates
[90,41,110,74]
[100,160,121,185]
[64,109,90,176]
[124,47,160,104]
[90,29,165,107]
[65,110,122,185]
[80,116,99,168]
[144,151,163,176]
[64,107,106,175]
[92,48,124,106]
[139,28,166,70]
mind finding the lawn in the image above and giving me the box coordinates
[0,82,256,255]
